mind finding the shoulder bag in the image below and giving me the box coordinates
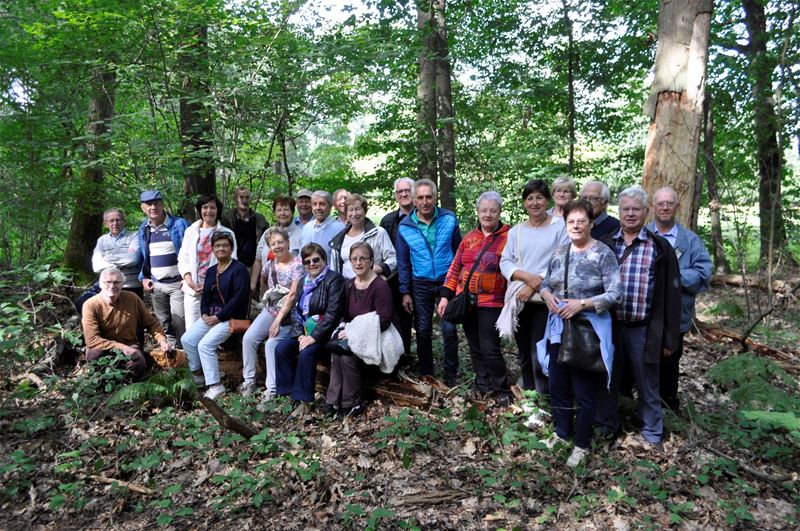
[216,266,251,334]
[443,234,495,324]
[557,246,604,372]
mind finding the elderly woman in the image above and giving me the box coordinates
[178,195,237,329]
[182,232,250,400]
[240,227,305,402]
[325,242,397,417]
[538,199,622,467]
[500,179,568,396]
[329,193,396,279]
[548,175,578,219]
[274,243,346,403]
[437,191,511,404]
[250,195,303,294]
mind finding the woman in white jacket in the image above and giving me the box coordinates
[178,195,237,329]
[328,193,396,280]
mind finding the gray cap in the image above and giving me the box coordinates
[296,188,312,199]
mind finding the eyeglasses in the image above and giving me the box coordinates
[351,256,371,263]
[102,280,123,286]
[582,196,605,204]
[395,189,411,196]
[303,257,323,266]
[566,218,590,226]
[654,201,677,209]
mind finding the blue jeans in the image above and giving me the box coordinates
[595,323,663,443]
[548,342,603,449]
[181,318,232,386]
[411,280,459,377]
[275,336,328,402]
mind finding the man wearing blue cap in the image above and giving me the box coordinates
[137,190,190,347]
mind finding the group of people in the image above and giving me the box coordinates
[81,176,712,465]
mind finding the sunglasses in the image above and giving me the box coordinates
[303,257,323,266]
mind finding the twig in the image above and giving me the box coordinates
[87,475,154,495]
[389,489,470,506]
[740,281,800,345]
[199,396,258,439]
[702,445,793,483]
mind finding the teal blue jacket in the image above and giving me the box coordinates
[396,207,461,293]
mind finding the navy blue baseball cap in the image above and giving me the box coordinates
[139,190,164,202]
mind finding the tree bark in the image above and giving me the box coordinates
[64,68,116,278]
[741,0,787,263]
[178,24,215,220]
[433,0,455,211]
[642,0,712,228]
[416,2,438,184]
[703,96,731,274]
[562,0,576,174]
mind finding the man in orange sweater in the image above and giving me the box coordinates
[82,267,173,381]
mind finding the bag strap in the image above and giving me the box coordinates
[563,245,570,298]
[216,264,251,319]
[464,231,496,294]
[618,238,639,265]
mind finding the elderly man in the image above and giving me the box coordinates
[647,187,712,411]
[581,180,620,239]
[294,188,313,227]
[82,268,172,381]
[333,188,350,224]
[299,190,345,258]
[595,186,681,450]
[138,190,190,347]
[396,178,462,386]
[92,208,143,298]
[380,177,415,356]
[221,186,268,271]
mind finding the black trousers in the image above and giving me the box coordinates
[514,302,549,393]
[659,332,684,411]
[463,307,511,397]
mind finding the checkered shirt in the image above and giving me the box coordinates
[613,227,656,322]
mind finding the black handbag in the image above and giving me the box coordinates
[557,246,605,372]
[442,235,495,324]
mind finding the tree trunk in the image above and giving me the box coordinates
[562,0,576,174]
[741,0,787,263]
[178,24,215,220]
[416,2,438,184]
[64,68,116,278]
[433,0,455,211]
[642,0,712,228]
[703,96,731,274]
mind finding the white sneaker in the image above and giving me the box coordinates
[239,380,256,397]
[567,446,589,468]
[524,410,549,430]
[540,433,568,450]
[203,384,226,400]
[192,374,205,387]
[256,390,275,412]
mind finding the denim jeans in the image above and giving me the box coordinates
[411,280,458,377]
[275,336,328,402]
[151,281,185,347]
[595,323,663,443]
[181,318,232,386]
[548,342,603,449]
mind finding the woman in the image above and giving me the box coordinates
[329,193,396,279]
[182,232,250,400]
[274,243,346,403]
[500,179,568,395]
[437,191,512,405]
[539,199,621,467]
[178,195,237,329]
[325,242,397,417]
[548,175,578,219]
[251,195,303,294]
[240,227,305,403]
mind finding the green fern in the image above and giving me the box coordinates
[740,410,800,441]
[109,368,195,407]
[708,354,795,390]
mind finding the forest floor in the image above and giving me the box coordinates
[0,272,799,530]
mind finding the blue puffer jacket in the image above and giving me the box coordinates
[137,213,190,281]
[396,207,461,294]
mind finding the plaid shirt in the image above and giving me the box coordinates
[613,227,656,322]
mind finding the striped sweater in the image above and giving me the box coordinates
[441,223,509,308]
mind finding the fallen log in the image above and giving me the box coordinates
[694,322,800,373]
[199,396,259,440]
[711,274,799,294]
[87,475,153,495]
[389,489,471,506]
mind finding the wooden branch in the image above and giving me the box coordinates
[199,396,258,440]
[703,446,793,483]
[389,490,470,506]
[739,281,800,345]
[711,274,799,293]
[87,475,154,495]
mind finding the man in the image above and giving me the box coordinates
[221,186,268,271]
[138,189,190,347]
[595,186,681,449]
[92,209,143,298]
[380,177,415,356]
[294,189,313,227]
[396,179,462,386]
[581,180,620,239]
[82,268,172,381]
[299,190,345,258]
[333,188,349,224]
[647,187,712,411]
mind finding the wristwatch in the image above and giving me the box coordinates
[580,299,586,309]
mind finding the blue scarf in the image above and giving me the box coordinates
[296,266,329,322]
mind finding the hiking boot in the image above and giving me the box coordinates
[444,373,458,388]
[203,384,226,400]
[256,390,275,412]
[567,446,589,468]
[524,410,549,430]
[323,404,340,418]
[192,373,206,387]
[540,433,568,450]
[345,403,364,418]
[239,380,257,397]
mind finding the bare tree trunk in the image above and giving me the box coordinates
[64,68,116,278]
[433,0,455,211]
[704,96,731,274]
[741,0,787,263]
[642,0,712,227]
[178,25,215,220]
[416,2,438,183]
[562,0,576,174]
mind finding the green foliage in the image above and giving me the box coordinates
[109,368,196,408]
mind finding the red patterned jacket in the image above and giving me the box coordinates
[441,223,509,308]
